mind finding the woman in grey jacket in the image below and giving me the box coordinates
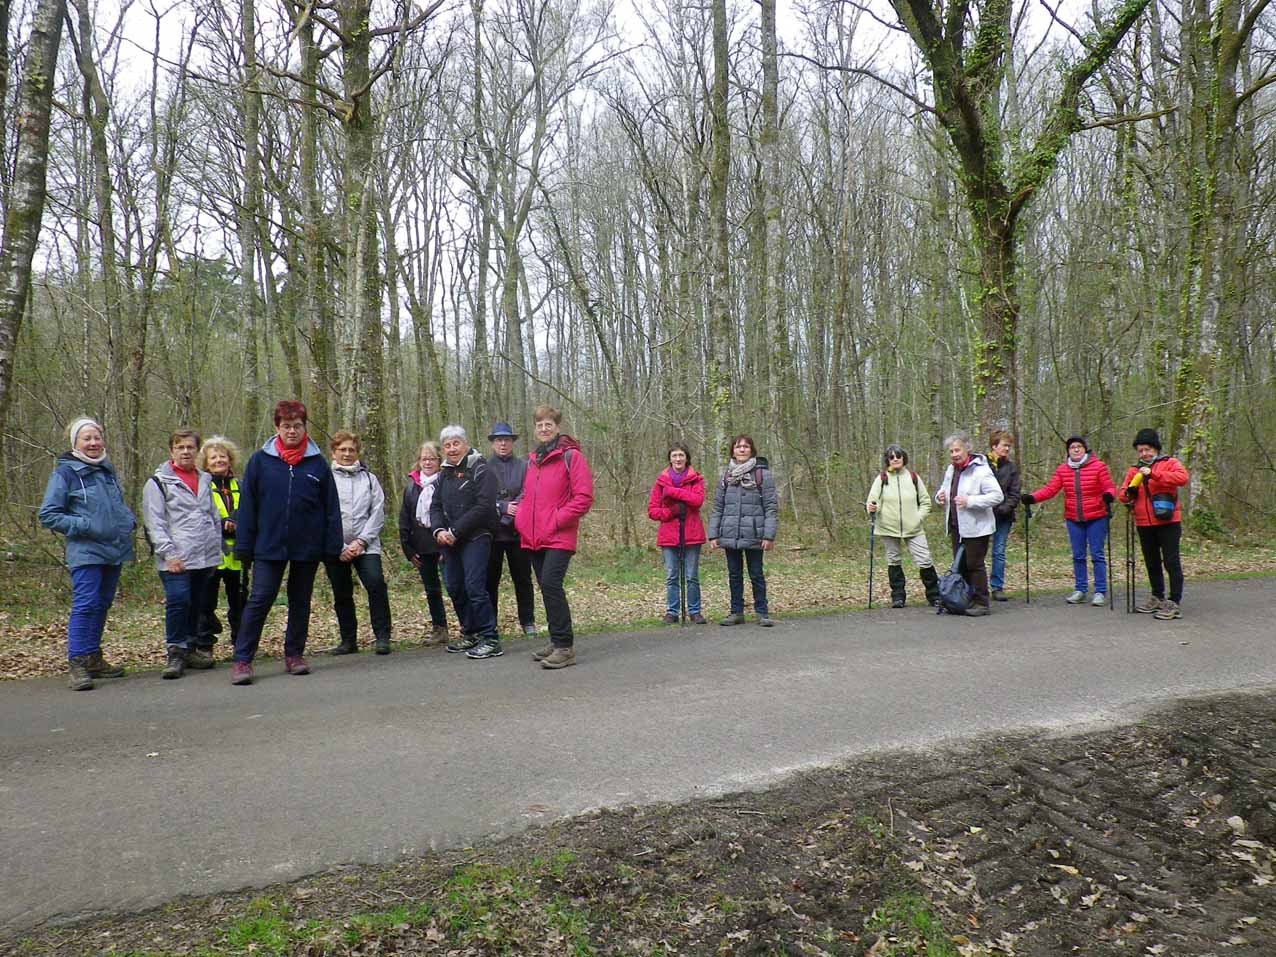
[708,435,780,626]
[142,430,225,678]
[38,417,136,690]
[324,431,393,655]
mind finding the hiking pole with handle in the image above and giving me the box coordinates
[867,514,876,610]
[1106,502,1115,611]
[1125,470,1144,614]
[678,503,688,626]
[1023,503,1031,604]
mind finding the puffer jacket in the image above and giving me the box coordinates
[38,453,136,568]
[488,453,529,542]
[708,457,779,550]
[430,448,497,543]
[1119,456,1189,527]
[1028,456,1116,523]
[865,468,930,538]
[648,467,708,547]
[398,472,440,559]
[989,454,1021,520]
[332,464,385,555]
[515,436,595,553]
[142,461,224,571]
[235,437,343,562]
[937,453,1003,538]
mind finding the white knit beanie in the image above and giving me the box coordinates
[68,417,103,448]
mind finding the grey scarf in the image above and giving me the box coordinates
[725,457,759,488]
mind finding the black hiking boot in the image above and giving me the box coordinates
[919,565,941,607]
[887,565,907,608]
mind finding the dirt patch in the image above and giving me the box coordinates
[10,692,1276,955]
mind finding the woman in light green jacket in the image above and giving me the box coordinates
[865,444,940,608]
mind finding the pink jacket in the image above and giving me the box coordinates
[1028,457,1116,522]
[647,467,707,547]
[515,435,594,553]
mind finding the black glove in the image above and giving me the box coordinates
[1020,492,1034,506]
[1125,484,1139,500]
[1102,492,1114,504]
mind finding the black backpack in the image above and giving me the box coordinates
[879,470,923,509]
[935,545,973,616]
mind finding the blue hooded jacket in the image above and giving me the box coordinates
[38,453,137,567]
[234,437,343,562]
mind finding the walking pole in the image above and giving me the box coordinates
[1106,507,1115,611]
[1125,504,1136,614]
[678,505,688,626]
[1023,504,1031,605]
[868,515,876,609]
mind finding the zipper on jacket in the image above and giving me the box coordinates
[286,464,294,543]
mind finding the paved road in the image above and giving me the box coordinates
[2,579,1274,932]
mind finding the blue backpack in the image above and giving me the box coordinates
[936,545,973,616]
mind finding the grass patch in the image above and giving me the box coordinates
[866,892,961,956]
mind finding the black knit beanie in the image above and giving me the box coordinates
[1132,428,1161,450]
[1065,435,1088,452]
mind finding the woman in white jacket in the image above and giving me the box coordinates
[935,431,1004,616]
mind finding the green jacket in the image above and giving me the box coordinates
[865,469,930,538]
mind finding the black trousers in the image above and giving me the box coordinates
[487,538,537,626]
[324,553,393,643]
[197,567,243,649]
[1137,522,1184,603]
[234,559,319,662]
[951,534,991,608]
[529,548,574,647]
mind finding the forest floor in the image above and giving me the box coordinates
[1,521,1273,681]
[8,689,1276,956]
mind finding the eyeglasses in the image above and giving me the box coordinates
[887,453,904,460]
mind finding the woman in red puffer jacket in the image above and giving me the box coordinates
[1118,427,1189,621]
[648,443,708,625]
[1021,435,1116,606]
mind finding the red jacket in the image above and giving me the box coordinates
[1118,456,1189,526]
[647,467,707,547]
[1028,457,1116,522]
[515,435,594,553]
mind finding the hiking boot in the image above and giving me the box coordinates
[1065,590,1087,604]
[423,625,450,647]
[185,648,216,670]
[374,637,391,655]
[230,661,253,685]
[1092,592,1107,607]
[689,613,707,624]
[662,613,679,625]
[466,639,504,659]
[757,613,775,627]
[991,589,1009,602]
[67,656,95,691]
[919,565,941,607]
[284,655,310,675]
[162,648,186,680]
[887,564,907,608]
[719,613,744,626]
[521,623,539,636]
[965,604,990,617]
[327,639,359,655]
[890,597,906,609]
[531,642,554,661]
[446,634,481,654]
[84,650,125,679]
[1136,595,1163,614]
[541,647,576,669]
[1154,599,1181,621]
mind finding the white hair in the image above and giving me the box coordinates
[439,425,468,443]
[943,430,972,451]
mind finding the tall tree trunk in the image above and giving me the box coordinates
[707,0,732,437]
[239,0,264,436]
[0,0,66,439]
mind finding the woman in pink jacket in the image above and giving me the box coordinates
[1021,435,1117,606]
[647,443,708,624]
[515,404,594,670]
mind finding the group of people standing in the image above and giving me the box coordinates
[37,408,1190,693]
[864,428,1189,620]
[38,401,595,689]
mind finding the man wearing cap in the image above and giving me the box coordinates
[486,422,538,637]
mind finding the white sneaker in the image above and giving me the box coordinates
[1091,592,1106,607]
[1066,590,1087,604]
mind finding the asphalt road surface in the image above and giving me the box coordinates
[2,578,1273,932]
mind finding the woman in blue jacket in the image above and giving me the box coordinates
[38,417,136,691]
[230,400,343,685]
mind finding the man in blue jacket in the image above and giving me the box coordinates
[230,400,343,685]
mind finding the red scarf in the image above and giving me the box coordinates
[171,463,199,494]
[275,435,308,466]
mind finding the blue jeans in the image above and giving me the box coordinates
[67,564,122,659]
[159,568,214,651]
[1066,518,1109,594]
[662,544,702,616]
[724,548,767,615]
[234,559,319,662]
[441,536,496,638]
[989,514,1014,592]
